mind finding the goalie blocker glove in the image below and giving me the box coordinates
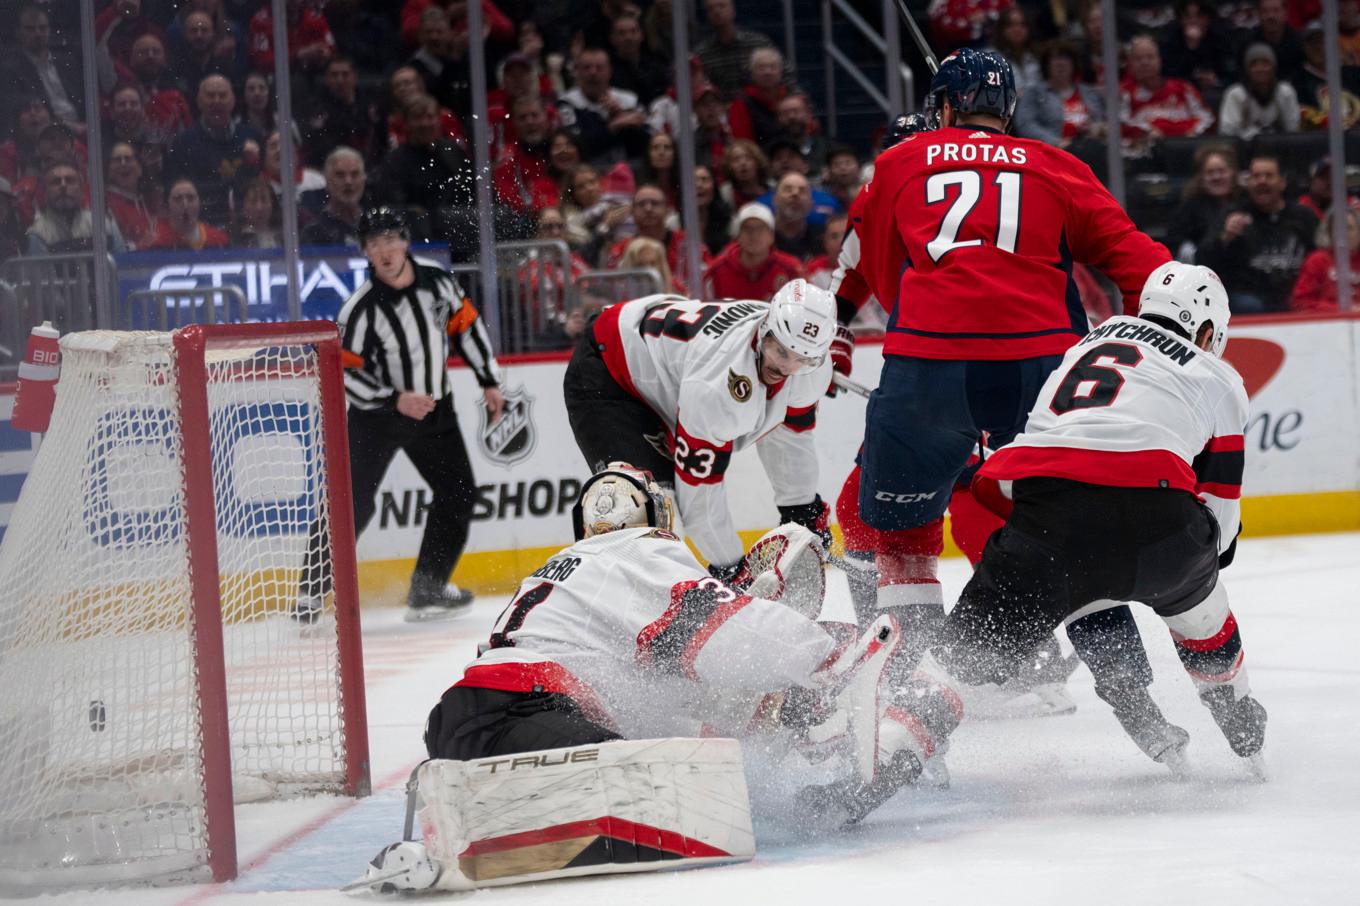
[777,495,832,551]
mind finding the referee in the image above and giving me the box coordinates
[300,206,504,622]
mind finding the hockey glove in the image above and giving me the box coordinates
[826,325,855,397]
[778,495,833,551]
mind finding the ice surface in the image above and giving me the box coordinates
[8,532,1358,905]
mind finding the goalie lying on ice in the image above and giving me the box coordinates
[368,463,963,892]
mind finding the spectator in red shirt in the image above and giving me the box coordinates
[1121,33,1215,155]
[96,0,166,69]
[488,52,558,155]
[128,33,193,139]
[386,67,467,151]
[400,0,515,50]
[1290,207,1360,311]
[248,0,335,73]
[728,46,787,149]
[929,0,1010,49]
[148,177,229,250]
[604,183,707,290]
[493,96,558,214]
[0,94,54,185]
[105,140,158,250]
[703,201,801,299]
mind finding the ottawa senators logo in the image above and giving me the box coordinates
[728,369,753,403]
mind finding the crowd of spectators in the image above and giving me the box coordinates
[0,0,1356,354]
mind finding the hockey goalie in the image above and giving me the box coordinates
[354,463,962,893]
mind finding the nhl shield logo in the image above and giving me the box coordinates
[478,385,536,467]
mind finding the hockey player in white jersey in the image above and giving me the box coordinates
[425,463,961,819]
[562,280,836,580]
[931,262,1267,771]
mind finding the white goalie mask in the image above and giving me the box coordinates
[572,462,674,540]
[1137,262,1231,357]
[759,279,837,366]
[743,523,827,619]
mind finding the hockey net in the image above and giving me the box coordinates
[0,324,368,893]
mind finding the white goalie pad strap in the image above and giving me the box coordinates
[416,738,755,890]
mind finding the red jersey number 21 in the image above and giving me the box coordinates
[925,170,1022,263]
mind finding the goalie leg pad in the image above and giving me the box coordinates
[415,738,754,890]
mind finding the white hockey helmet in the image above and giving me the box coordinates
[1138,262,1231,357]
[760,279,837,366]
[572,462,674,540]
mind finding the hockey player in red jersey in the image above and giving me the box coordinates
[851,48,1171,676]
[832,105,1175,733]
[562,280,838,580]
[933,263,1268,772]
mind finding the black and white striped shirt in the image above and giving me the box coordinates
[338,256,500,411]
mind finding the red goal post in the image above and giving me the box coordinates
[0,322,369,892]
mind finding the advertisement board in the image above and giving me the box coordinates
[0,314,1356,599]
[113,245,452,324]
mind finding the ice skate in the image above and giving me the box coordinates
[1100,683,1190,773]
[404,581,475,622]
[1199,686,1268,762]
[798,748,923,827]
[959,640,1078,720]
[291,594,324,626]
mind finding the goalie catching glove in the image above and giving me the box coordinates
[738,523,828,618]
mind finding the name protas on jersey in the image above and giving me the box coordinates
[1082,319,1197,366]
[926,142,1029,167]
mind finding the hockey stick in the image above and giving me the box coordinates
[892,0,940,75]
[827,552,877,577]
[831,372,873,399]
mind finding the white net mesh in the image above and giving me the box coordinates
[0,329,354,891]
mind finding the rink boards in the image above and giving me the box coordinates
[0,312,1356,599]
